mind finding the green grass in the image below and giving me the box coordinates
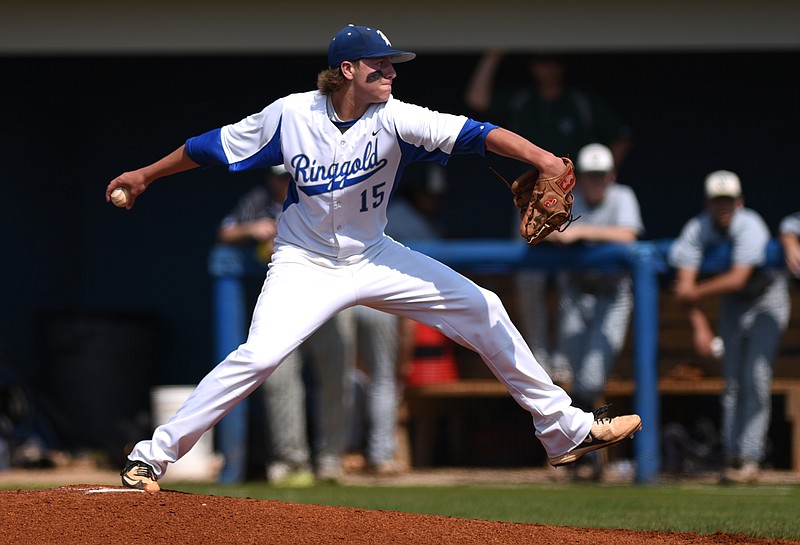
[167,482,800,541]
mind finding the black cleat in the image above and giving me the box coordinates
[120,459,160,491]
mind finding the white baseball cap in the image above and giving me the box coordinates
[704,170,741,199]
[576,143,615,173]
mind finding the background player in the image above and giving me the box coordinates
[668,170,789,483]
[218,165,355,485]
[108,24,641,491]
[547,142,644,480]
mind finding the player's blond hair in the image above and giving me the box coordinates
[317,67,346,95]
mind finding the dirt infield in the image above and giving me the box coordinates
[1,485,796,545]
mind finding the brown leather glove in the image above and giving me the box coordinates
[511,157,577,245]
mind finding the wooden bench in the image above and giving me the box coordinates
[399,275,800,473]
[404,377,800,472]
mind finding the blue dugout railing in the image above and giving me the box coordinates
[208,238,786,484]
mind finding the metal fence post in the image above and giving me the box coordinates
[629,242,663,483]
[208,244,249,484]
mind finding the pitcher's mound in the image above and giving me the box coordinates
[0,485,791,544]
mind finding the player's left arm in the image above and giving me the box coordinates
[392,104,564,178]
[484,127,566,180]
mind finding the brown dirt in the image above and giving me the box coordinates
[1,484,796,545]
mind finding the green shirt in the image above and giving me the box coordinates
[490,86,631,161]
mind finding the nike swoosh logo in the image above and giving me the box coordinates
[372,128,383,136]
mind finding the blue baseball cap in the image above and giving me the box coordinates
[328,25,416,68]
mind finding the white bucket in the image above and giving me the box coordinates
[151,385,220,482]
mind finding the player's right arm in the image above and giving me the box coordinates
[106,145,200,208]
[186,98,286,172]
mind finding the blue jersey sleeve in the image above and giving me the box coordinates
[451,119,500,156]
[185,128,228,166]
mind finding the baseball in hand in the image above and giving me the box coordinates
[710,336,725,359]
[110,187,130,208]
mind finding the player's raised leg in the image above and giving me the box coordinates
[359,238,641,463]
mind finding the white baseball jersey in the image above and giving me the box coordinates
[187,91,496,259]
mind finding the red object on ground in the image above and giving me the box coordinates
[406,322,459,386]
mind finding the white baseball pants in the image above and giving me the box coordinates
[129,236,593,477]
